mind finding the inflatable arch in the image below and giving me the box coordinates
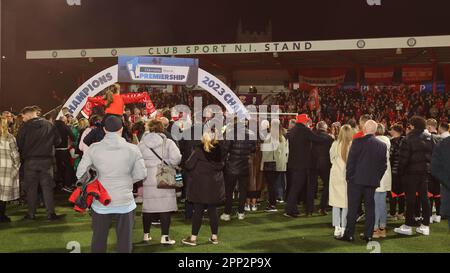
[58,63,248,119]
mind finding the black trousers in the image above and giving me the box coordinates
[23,159,55,217]
[310,168,331,211]
[389,194,405,216]
[192,203,219,236]
[224,173,248,214]
[285,169,309,215]
[344,183,376,238]
[55,150,76,187]
[0,201,6,217]
[91,210,134,253]
[429,176,441,215]
[389,174,405,216]
[183,173,194,219]
[404,175,430,226]
[142,212,171,235]
[264,171,280,207]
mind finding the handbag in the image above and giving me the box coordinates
[263,141,277,172]
[149,136,184,189]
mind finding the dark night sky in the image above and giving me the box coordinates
[1,0,450,112]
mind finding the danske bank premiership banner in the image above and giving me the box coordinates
[118,56,198,85]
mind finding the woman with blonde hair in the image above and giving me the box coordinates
[373,123,391,238]
[329,124,353,237]
[182,129,225,246]
[0,117,20,222]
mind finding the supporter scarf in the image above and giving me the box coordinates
[81,92,156,117]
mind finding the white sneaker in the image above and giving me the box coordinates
[434,215,441,223]
[416,224,430,236]
[237,213,245,220]
[143,233,152,242]
[251,205,257,211]
[220,213,231,221]
[244,205,251,212]
[161,236,176,245]
[430,216,434,224]
[334,226,341,237]
[432,214,441,223]
[340,227,346,237]
[134,196,143,204]
[394,224,413,236]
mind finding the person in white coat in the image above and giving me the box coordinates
[329,124,353,237]
[373,123,392,238]
[138,119,182,245]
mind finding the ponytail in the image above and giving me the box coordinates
[104,90,114,108]
[104,84,120,108]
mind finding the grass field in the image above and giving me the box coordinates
[1,194,449,253]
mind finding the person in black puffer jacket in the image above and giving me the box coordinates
[388,124,405,219]
[221,121,256,221]
[182,130,225,246]
[178,113,203,220]
[54,116,76,191]
[395,116,434,236]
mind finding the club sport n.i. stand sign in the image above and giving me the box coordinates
[58,56,248,119]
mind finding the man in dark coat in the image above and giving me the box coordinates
[388,124,405,219]
[221,120,256,221]
[17,106,64,221]
[311,121,334,215]
[394,116,434,236]
[54,116,76,192]
[337,120,387,242]
[178,112,203,219]
[431,136,450,230]
[284,114,328,217]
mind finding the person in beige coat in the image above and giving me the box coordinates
[138,120,182,245]
[329,124,353,237]
[373,123,392,238]
[260,119,289,212]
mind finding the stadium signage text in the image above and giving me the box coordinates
[119,56,198,86]
[147,42,313,55]
[27,35,450,59]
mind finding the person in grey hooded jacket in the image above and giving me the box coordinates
[76,115,147,253]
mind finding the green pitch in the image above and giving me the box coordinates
[1,195,449,253]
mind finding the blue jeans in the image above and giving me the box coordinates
[332,207,348,228]
[374,192,387,229]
